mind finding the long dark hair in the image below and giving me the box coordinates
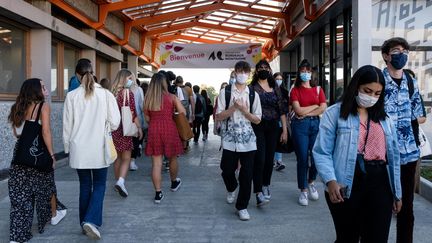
[8,78,45,127]
[201,89,210,104]
[340,65,386,122]
[251,60,275,88]
[294,59,314,87]
[76,60,95,98]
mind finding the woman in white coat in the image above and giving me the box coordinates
[63,61,120,240]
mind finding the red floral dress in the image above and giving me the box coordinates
[112,89,137,152]
[145,93,183,157]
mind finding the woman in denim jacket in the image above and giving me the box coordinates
[312,65,402,242]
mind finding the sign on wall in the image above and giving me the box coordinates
[159,43,262,68]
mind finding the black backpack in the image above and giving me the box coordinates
[224,84,255,113]
[404,69,422,146]
[195,94,206,118]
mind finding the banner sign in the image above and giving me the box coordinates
[159,43,262,68]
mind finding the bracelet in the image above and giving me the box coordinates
[50,154,55,157]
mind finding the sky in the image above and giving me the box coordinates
[163,68,232,91]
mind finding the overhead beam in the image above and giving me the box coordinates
[131,2,287,27]
[155,34,224,44]
[146,21,273,39]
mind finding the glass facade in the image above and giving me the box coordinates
[372,0,432,102]
[0,20,27,96]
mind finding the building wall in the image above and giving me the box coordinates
[105,13,124,40]
[0,102,15,170]
[64,0,98,22]
[130,28,140,51]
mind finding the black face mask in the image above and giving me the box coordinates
[257,70,270,80]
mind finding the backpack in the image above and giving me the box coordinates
[194,94,206,118]
[404,70,421,146]
[224,84,255,113]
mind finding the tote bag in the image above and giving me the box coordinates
[12,102,53,172]
[419,127,432,157]
[121,89,138,136]
[104,91,117,165]
[174,112,193,141]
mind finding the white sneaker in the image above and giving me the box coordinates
[83,223,101,240]
[298,191,309,206]
[262,186,271,200]
[308,183,319,201]
[51,209,66,225]
[226,191,236,204]
[114,180,128,197]
[237,209,250,221]
[129,160,138,171]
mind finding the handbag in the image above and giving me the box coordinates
[418,127,432,157]
[121,89,138,137]
[275,126,294,153]
[174,112,193,141]
[12,102,53,172]
[104,91,117,165]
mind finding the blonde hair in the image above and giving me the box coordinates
[112,69,133,96]
[144,73,168,111]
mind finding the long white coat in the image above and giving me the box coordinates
[63,83,120,169]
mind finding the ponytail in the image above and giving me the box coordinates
[81,72,95,98]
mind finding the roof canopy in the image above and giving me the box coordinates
[50,0,338,67]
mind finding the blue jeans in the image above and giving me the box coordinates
[291,117,319,190]
[76,168,108,227]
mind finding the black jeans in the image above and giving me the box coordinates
[326,162,393,243]
[193,117,203,142]
[252,119,279,193]
[397,160,418,243]
[131,134,143,159]
[220,149,255,210]
[202,115,210,136]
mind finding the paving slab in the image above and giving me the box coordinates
[0,133,431,242]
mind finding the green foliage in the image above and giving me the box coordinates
[421,166,432,181]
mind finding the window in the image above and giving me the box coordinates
[0,20,28,97]
[51,42,59,98]
[63,45,79,96]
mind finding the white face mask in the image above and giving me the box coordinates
[356,91,379,108]
[236,73,249,84]
[276,79,283,87]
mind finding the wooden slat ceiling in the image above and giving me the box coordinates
[120,0,287,44]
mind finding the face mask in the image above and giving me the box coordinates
[229,77,236,85]
[276,79,283,87]
[356,91,379,108]
[236,73,249,84]
[390,53,408,70]
[299,72,311,82]
[125,79,133,88]
[257,70,270,80]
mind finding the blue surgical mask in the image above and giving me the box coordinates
[125,79,133,88]
[390,53,408,70]
[299,72,311,82]
[276,79,283,87]
[229,77,236,85]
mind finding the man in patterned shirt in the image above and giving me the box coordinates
[381,37,423,243]
[216,61,262,221]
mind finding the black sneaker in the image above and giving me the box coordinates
[154,191,164,204]
[256,192,270,207]
[275,162,286,171]
[170,178,182,192]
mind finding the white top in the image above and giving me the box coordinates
[216,85,262,152]
[63,84,121,169]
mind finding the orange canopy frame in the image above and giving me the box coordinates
[49,0,338,67]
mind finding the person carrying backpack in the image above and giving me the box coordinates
[192,85,206,144]
[216,61,262,221]
[174,76,195,151]
[381,37,423,243]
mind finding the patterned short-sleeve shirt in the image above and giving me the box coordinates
[216,85,262,152]
[383,67,423,164]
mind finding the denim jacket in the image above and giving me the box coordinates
[312,103,402,200]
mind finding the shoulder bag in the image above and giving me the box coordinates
[104,90,118,165]
[121,89,138,137]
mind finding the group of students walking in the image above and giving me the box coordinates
[6,36,423,243]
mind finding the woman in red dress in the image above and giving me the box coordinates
[144,73,185,204]
[111,69,143,197]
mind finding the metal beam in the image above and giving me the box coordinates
[155,34,224,44]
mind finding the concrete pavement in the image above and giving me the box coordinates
[1,133,432,242]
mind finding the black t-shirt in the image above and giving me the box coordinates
[392,77,403,87]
